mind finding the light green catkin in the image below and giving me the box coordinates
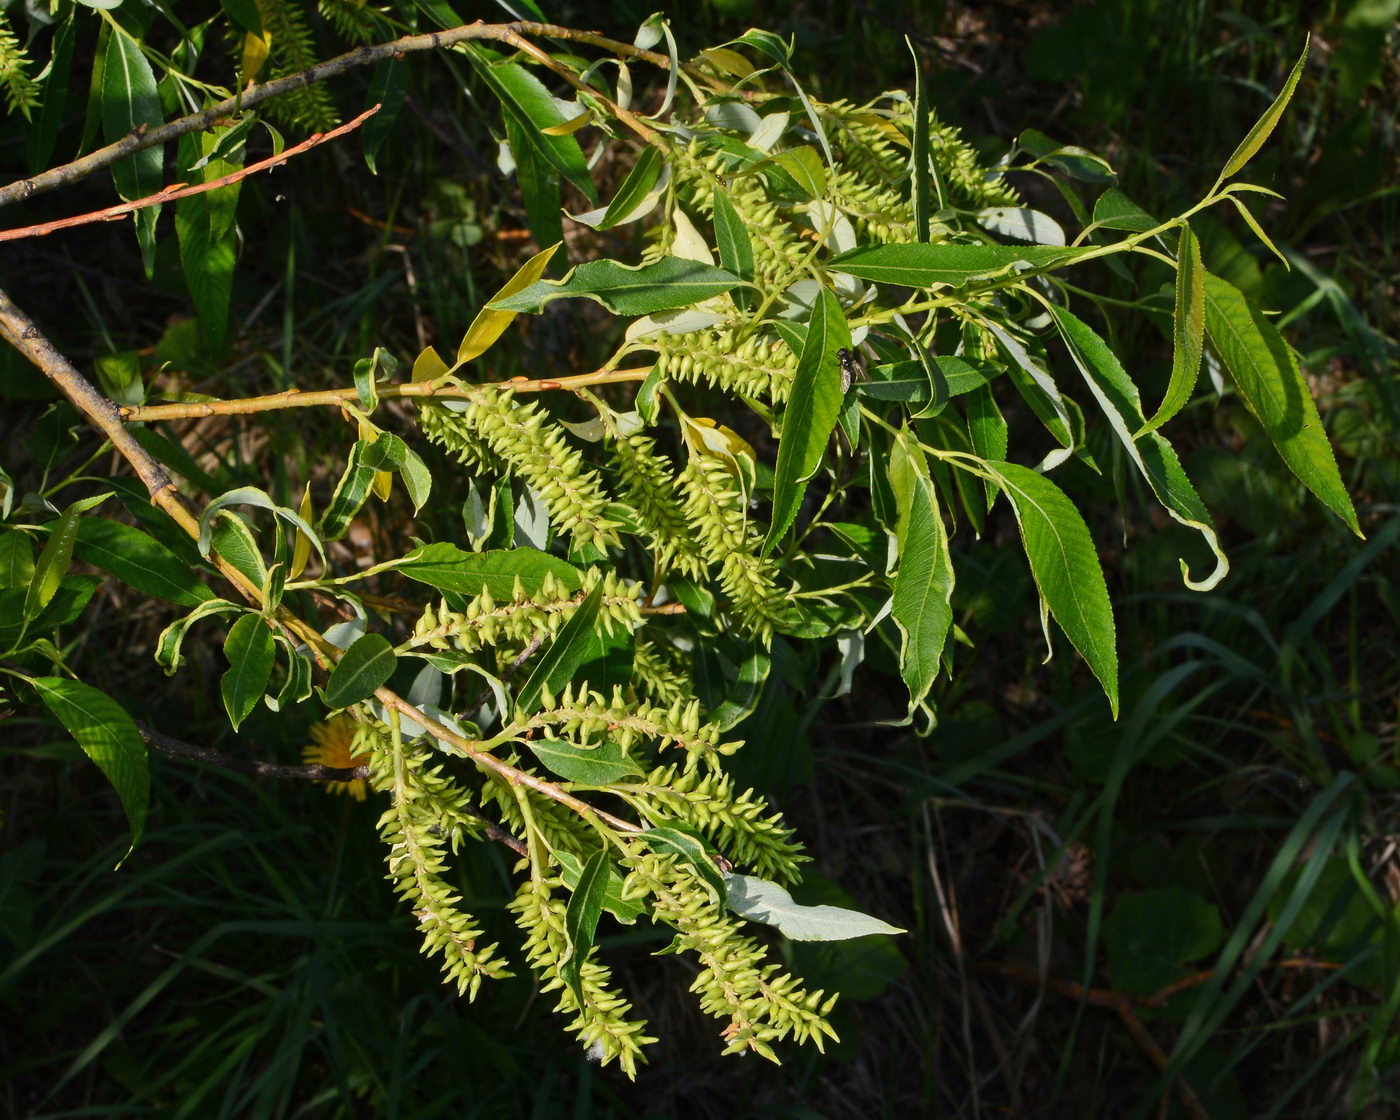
[651,328,799,402]
[419,390,619,554]
[608,433,707,578]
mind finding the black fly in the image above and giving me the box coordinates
[838,347,865,393]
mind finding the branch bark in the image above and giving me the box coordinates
[0,20,682,211]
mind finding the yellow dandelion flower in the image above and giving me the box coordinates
[302,713,372,801]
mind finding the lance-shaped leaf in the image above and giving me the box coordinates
[829,243,1089,288]
[1216,38,1309,184]
[468,50,597,205]
[198,487,325,566]
[989,461,1118,716]
[1139,224,1205,435]
[176,129,242,351]
[24,493,109,621]
[557,849,644,924]
[1091,188,1157,233]
[385,543,581,599]
[488,257,741,317]
[512,583,630,714]
[101,26,162,265]
[711,188,755,312]
[725,874,905,940]
[891,473,954,713]
[763,288,848,554]
[525,738,643,786]
[560,849,610,1003]
[570,145,665,230]
[1202,272,1359,535]
[220,613,275,731]
[457,242,561,364]
[1049,304,1228,591]
[324,632,396,709]
[74,518,214,607]
[33,677,148,860]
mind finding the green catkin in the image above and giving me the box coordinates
[678,458,790,636]
[651,329,799,401]
[609,433,707,578]
[630,636,692,709]
[510,875,656,1076]
[419,390,619,554]
[0,11,37,119]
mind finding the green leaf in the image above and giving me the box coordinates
[324,633,397,709]
[0,530,35,590]
[726,28,793,66]
[1048,303,1228,590]
[711,189,754,311]
[319,441,377,542]
[1091,188,1157,232]
[198,486,325,565]
[220,613,275,731]
[1216,38,1309,183]
[468,50,597,205]
[154,598,242,673]
[101,29,162,200]
[860,356,1000,404]
[515,584,604,715]
[388,543,581,599]
[175,129,242,351]
[1202,271,1359,535]
[1105,888,1224,996]
[524,738,643,786]
[560,849,610,1002]
[488,257,741,316]
[557,849,644,924]
[25,493,109,621]
[725,874,904,940]
[763,288,848,554]
[771,146,826,199]
[458,242,561,364]
[909,38,933,239]
[219,0,263,35]
[891,474,954,714]
[73,519,213,607]
[589,144,663,230]
[33,677,148,859]
[643,825,726,901]
[362,58,408,175]
[399,448,432,513]
[976,207,1067,246]
[502,111,565,256]
[208,515,266,587]
[1139,224,1205,435]
[26,12,76,174]
[829,243,1088,288]
[989,461,1118,716]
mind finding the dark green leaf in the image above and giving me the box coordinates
[515,584,603,714]
[155,598,243,674]
[25,493,109,621]
[71,519,211,607]
[389,543,581,600]
[219,0,262,35]
[592,144,662,230]
[320,441,377,542]
[1048,303,1227,590]
[362,59,408,175]
[1202,271,1359,534]
[175,129,242,351]
[763,288,848,554]
[1106,888,1224,996]
[469,51,596,205]
[524,738,643,786]
[891,473,954,713]
[488,257,741,316]
[324,633,397,709]
[1217,39,1309,182]
[860,356,1000,403]
[1091,188,1157,232]
[502,111,564,256]
[910,38,933,239]
[101,28,162,202]
[26,13,76,174]
[830,242,1088,288]
[560,849,610,1001]
[991,461,1118,716]
[220,613,275,731]
[33,677,148,858]
[557,849,644,924]
[0,530,34,590]
[1140,224,1205,435]
[711,189,754,311]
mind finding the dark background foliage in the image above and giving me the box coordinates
[1,0,1396,1116]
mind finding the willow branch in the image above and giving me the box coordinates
[116,367,652,422]
[0,107,379,243]
[0,19,688,211]
[0,286,639,834]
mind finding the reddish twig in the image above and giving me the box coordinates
[0,107,379,244]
